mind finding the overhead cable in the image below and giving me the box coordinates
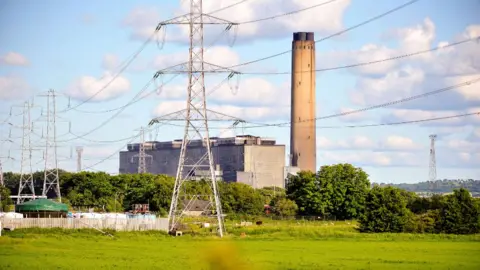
[82,124,163,171]
[242,36,479,75]
[239,111,480,130]
[247,77,480,128]
[225,0,420,70]
[58,32,157,113]
[209,0,250,15]
[70,74,179,114]
[237,0,339,24]
[315,112,480,129]
[58,78,155,143]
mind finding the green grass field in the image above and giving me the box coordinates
[1,221,479,269]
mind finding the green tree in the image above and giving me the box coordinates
[0,185,13,211]
[286,164,370,219]
[151,175,175,216]
[359,186,411,233]
[274,198,298,218]
[286,171,324,215]
[437,188,480,234]
[257,186,286,205]
[219,182,264,215]
[317,164,370,220]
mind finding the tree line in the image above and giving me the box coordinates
[1,163,479,234]
[0,171,282,217]
[377,179,480,193]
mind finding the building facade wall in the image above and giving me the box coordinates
[119,145,245,180]
[290,32,317,172]
[243,145,286,188]
[119,137,286,189]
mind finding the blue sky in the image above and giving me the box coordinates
[1,0,479,183]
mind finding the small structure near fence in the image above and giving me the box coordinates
[15,199,68,218]
[0,217,169,232]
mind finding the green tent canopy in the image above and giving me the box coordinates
[16,198,68,212]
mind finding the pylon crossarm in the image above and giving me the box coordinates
[149,109,245,125]
[156,62,240,74]
[160,13,237,25]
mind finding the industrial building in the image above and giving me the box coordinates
[290,32,317,172]
[119,135,286,188]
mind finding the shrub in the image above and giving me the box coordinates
[359,186,411,233]
[405,210,439,233]
[437,188,480,234]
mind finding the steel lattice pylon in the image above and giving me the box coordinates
[0,159,4,187]
[131,128,152,174]
[17,101,35,204]
[39,90,61,201]
[148,0,243,237]
[429,134,437,182]
[76,146,83,172]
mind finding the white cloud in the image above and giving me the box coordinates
[102,54,120,71]
[379,135,421,151]
[122,7,161,40]
[124,0,351,43]
[388,18,436,54]
[443,139,480,153]
[156,75,289,107]
[0,52,30,66]
[443,74,480,102]
[319,134,480,168]
[0,75,31,100]
[319,151,421,167]
[322,19,480,113]
[317,135,422,152]
[65,72,131,102]
[350,66,425,106]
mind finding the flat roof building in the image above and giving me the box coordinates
[119,135,286,189]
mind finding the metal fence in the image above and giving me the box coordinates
[0,218,169,232]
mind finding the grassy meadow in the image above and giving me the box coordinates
[0,220,479,269]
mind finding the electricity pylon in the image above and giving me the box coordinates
[0,159,4,187]
[429,134,437,182]
[148,0,243,237]
[37,90,62,201]
[131,127,152,173]
[17,101,35,204]
[76,146,83,172]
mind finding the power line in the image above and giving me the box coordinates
[244,111,480,129]
[224,0,420,70]
[242,36,479,75]
[68,74,179,114]
[238,77,480,128]
[69,1,243,116]
[58,32,158,113]
[57,78,155,143]
[237,0,339,24]
[209,0,250,15]
[82,125,162,171]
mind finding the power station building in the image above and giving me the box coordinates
[290,32,317,172]
[119,135,286,188]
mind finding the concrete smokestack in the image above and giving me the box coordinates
[290,32,316,172]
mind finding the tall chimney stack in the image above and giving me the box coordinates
[290,32,316,172]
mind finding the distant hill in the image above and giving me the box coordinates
[374,179,480,193]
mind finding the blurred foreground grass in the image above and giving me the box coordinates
[0,220,479,269]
